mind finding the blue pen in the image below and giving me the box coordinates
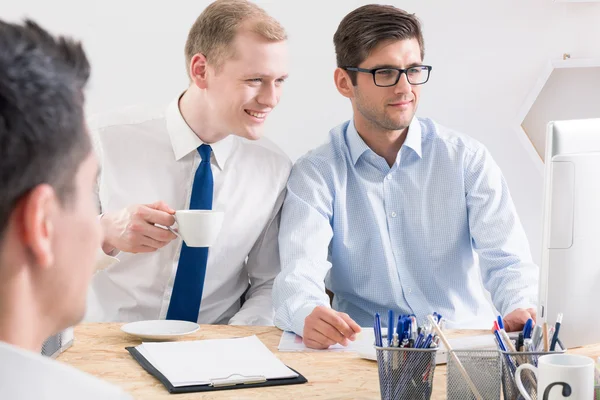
[422,334,433,349]
[374,313,383,347]
[497,315,504,330]
[493,329,507,351]
[387,310,394,346]
[404,319,412,341]
[523,318,533,339]
[396,316,403,346]
[414,333,424,348]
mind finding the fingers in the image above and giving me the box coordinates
[313,319,350,346]
[527,308,537,323]
[338,312,361,337]
[321,309,358,340]
[303,306,360,349]
[142,224,177,243]
[304,330,337,349]
[140,235,171,250]
[138,206,176,227]
[304,338,333,350]
[147,201,175,214]
[504,308,535,332]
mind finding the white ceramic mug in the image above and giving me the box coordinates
[515,354,594,400]
[168,210,224,247]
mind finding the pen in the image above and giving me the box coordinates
[523,318,533,339]
[497,315,504,330]
[409,315,417,340]
[517,332,524,352]
[493,320,501,332]
[549,313,563,351]
[374,313,383,347]
[414,332,424,348]
[387,310,394,346]
[499,329,517,352]
[396,316,403,346]
[493,329,507,351]
[543,322,549,352]
[531,324,543,351]
[422,334,433,349]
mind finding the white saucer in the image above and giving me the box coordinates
[121,320,200,340]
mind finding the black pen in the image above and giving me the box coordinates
[516,332,524,352]
[550,313,563,351]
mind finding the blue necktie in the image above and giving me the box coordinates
[166,144,213,322]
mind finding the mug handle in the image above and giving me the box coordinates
[166,225,181,239]
[515,363,538,400]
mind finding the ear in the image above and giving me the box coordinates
[189,53,210,90]
[20,184,58,269]
[334,68,355,99]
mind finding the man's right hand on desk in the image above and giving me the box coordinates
[303,306,362,349]
[100,201,177,254]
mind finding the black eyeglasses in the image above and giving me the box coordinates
[342,65,433,87]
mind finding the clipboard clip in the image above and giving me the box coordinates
[210,374,267,387]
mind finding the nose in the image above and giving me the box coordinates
[393,71,412,94]
[257,82,279,108]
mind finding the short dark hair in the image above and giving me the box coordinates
[333,5,425,85]
[0,19,91,239]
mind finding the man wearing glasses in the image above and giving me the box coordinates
[273,4,538,349]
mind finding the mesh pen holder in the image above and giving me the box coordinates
[375,342,438,400]
[500,349,566,400]
[447,349,502,400]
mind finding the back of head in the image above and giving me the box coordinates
[184,0,287,73]
[0,19,94,347]
[0,19,91,238]
[333,4,425,84]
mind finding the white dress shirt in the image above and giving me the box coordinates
[87,96,291,325]
[0,340,131,400]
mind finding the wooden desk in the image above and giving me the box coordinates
[58,324,600,399]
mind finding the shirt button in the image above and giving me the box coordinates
[391,212,397,218]
[386,174,392,180]
[407,288,412,294]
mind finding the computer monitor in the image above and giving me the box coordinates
[538,118,600,348]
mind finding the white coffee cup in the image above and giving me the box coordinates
[515,353,594,400]
[168,210,224,247]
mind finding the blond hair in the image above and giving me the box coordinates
[184,0,287,73]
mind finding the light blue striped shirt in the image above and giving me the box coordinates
[273,117,538,335]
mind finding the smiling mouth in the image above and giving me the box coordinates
[389,100,412,107]
[245,110,268,119]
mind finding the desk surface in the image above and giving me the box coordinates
[58,323,600,399]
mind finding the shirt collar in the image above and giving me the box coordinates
[165,93,234,169]
[403,117,423,159]
[347,121,371,166]
[347,117,423,166]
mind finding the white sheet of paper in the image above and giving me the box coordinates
[137,335,298,387]
[278,329,500,365]
[277,328,381,352]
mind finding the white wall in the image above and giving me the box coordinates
[4,0,600,265]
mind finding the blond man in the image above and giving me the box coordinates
[89,0,290,325]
